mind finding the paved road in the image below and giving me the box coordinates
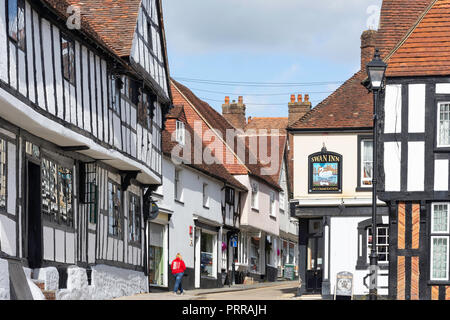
[197,282,301,300]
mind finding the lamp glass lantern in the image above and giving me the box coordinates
[366,49,387,91]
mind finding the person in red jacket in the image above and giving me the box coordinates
[171,253,186,295]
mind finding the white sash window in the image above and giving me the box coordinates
[438,103,450,147]
[431,203,450,281]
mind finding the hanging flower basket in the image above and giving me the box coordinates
[222,241,227,251]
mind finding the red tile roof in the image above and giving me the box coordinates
[376,0,435,57]
[171,80,282,191]
[245,117,288,134]
[288,70,373,130]
[289,0,434,131]
[162,107,247,191]
[64,0,141,57]
[386,0,450,77]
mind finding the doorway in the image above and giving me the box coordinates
[305,219,323,294]
[27,161,42,268]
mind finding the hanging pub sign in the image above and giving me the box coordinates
[308,148,342,193]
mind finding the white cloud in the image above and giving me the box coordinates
[162,0,382,62]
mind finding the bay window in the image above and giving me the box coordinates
[250,237,260,272]
[430,203,450,281]
[201,232,216,278]
[367,225,389,263]
[176,121,185,145]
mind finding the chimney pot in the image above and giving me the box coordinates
[305,94,309,102]
[238,96,243,104]
[225,96,230,104]
[290,94,295,103]
[361,29,377,71]
[298,94,302,102]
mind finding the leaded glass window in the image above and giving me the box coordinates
[108,181,122,238]
[0,139,6,210]
[128,193,141,244]
[41,158,73,227]
[367,226,389,262]
[431,203,450,281]
[438,103,450,147]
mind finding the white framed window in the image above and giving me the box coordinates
[367,225,389,263]
[430,203,450,281]
[174,168,182,201]
[270,191,276,217]
[238,232,248,265]
[279,191,285,213]
[251,182,259,210]
[202,183,209,208]
[361,139,373,187]
[176,121,185,145]
[437,102,450,148]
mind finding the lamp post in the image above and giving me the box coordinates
[364,49,387,301]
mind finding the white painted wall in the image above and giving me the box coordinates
[384,84,402,134]
[408,84,425,133]
[0,258,9,300]
[434,159,449,191]
[407,141,424,192]
[329,216,389,297]
[157,156,224,280]
[384,142,401,192]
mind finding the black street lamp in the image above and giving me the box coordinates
[364,49,387,301]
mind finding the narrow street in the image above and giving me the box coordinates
[197,282,303,300]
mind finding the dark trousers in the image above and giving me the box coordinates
[173,272,184,293]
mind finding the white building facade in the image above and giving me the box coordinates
[0,0,171,300]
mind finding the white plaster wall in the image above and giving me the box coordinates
[0,215,16,256]
[0,258,9,300]
[292,133,372,200]
[384,84,402,134]
[384,142,401,192]
[408,84,425,133]
[235,175,280,236]
[434,159,449,191]
[160,157,224,275]
[407,141,424,192]
[329,216,389,296]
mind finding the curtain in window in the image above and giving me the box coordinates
[432,237,448,279]
[439,104,450,146]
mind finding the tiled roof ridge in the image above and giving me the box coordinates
[170,79,283,191]
[288,70,364,129]
[383,0,440,63]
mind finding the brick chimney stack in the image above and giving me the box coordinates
[288,93,311,126]
[361,29,377,72]
[222,96,246,129]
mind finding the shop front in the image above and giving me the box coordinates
[148,213,170,288]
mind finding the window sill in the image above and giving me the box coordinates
[427,280,450,285]
[108,233,124,241]
[203,205,210,210]
[251,208,259,213]
[201,275,218,280]
[270,215,277,221]
[355,263,389,270]
[356,186,372,192]
[128,241,142,248]
[153,192,164,198]
[174,199,184,206]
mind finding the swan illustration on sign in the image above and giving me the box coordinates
[312,163,338,187]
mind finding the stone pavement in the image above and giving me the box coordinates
[115,280,301,300]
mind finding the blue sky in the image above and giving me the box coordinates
[162,0,382,118]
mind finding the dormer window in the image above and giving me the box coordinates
[176,121,185,145]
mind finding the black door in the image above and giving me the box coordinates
[306,235,324,294]
[27,161,42,268]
